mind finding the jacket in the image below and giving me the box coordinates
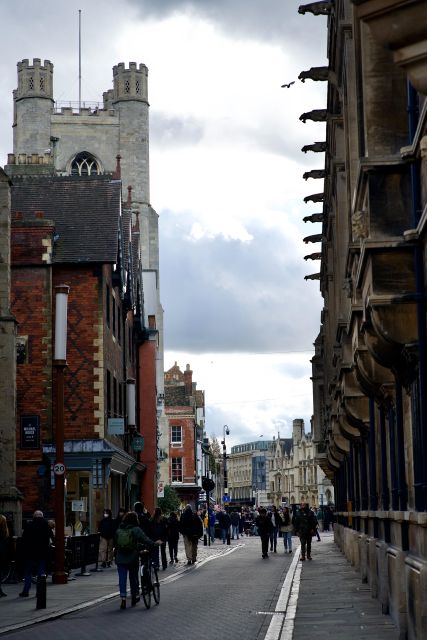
[230,511,240,526]
[179,509,203,539]
[217,511,231,529]
[294,508,317,538]
[99,516,115,540]
[114,523,155,566]
[267,511,283,529]
[21,516,51,561]
[255,514,274,537]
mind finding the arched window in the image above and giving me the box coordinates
[70,152,101,176]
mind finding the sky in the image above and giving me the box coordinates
[0,0,328,448]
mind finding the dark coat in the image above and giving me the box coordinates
[267,511,283,529]
[150,517,167,542]
[21,516,51,561]
[114,523,154,566]
[179,509,203,539]
[217,511,231,529]
[166,515,180,541]
[99,515,115,540]
[255,514,274,537]
[294,508,317,538]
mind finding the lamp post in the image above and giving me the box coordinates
[221,425,230,500]
[53,285,69,585]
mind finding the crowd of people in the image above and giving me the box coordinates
[0,502,334,608]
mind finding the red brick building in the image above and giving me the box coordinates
[10,175,153,531]
[164,363,205,507]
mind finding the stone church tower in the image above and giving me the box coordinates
[5,58,166,510]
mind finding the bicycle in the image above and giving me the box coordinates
[139,548,160,609]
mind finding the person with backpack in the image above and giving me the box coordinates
[114,510,162,610]
[179,505,203,565]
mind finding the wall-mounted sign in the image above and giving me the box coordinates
[157,481,164,498]
[107,418,125,435]
[20,415,40,449]
[71,499,87,512]
[132,435,145,452]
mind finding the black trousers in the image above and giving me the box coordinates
[168,538,178,561]
[300,535,312,558]
[260,534,269,557]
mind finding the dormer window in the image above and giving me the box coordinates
[70,152,101,176]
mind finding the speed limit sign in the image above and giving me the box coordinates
[53,462,65,475]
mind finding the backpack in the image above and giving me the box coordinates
[116,527,134,553]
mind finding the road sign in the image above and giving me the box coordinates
[223,495,231,502]
[132,435,145,452]
[53,462,65,475]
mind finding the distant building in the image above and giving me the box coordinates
[164,363,206,508]
[228,439,274,507]
[268,420,334,508]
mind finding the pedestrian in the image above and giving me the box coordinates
[149,508,168,570]
[134,501,152,536]
[0,514,9,597]
[280,506,294,554]
[311,507,321,542]
[166,511,180,563]
[267,505,282,553]
[208,508,216,542]
[179,505,203,565]
[323,506,331,531]
[19,510,51,597]
[230,510,240,540]
[255,507,273,559]
[114,510,162,610]
[98,508,115,568]
[294,503,317,561]
[217,508,231,544]
[113,507,126,534]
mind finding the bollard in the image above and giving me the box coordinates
[203,532,207,546]
[36,574,47,609]
[227,531,231,545]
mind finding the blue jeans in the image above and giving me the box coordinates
[209,526,215,542]
[283,531,292,551]
[23,559,46,593]
[231,525,239,539]
[269,527,278,550]
[117,562,139,598]
[221,527,229,543]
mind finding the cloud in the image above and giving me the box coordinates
[128,0,328,56]
[160,211,322,353]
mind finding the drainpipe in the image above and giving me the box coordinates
[368,398,378,510]
[407,80,426,511]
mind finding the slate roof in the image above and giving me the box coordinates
[11,175,122,264]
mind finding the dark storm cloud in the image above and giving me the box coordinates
[160,210,322,353]
[129,0,327,54]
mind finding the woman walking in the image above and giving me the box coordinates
[280,507,294,554]
[114,511,162,610]
[166,512,180,563]
[98,508,115,568]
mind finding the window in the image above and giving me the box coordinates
[28,76,34,90]
[113,377,118,417]
[171,458,183,483]
[136,80,140,94]
[107,370,111,417]
[40,76,45,92]
[112,297,116,335]
[125,79,130,93]
[171,425,182,445]
[106,285,110,327]
[70,152,101,176]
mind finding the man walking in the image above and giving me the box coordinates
[19,510,51,597]
[294,503,317,561]
[217,509,231,544]
[230,510,240,540]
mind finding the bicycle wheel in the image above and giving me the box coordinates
[151,565,160,605]
[140,565,151,609]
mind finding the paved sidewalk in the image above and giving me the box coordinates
[292,533,399,639]
[0,537,235,635]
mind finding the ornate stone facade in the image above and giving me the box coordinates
[301,1,427,637]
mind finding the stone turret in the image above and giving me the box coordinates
[112,62,148,104]
[13,59,54,159]
[292,419,304,444]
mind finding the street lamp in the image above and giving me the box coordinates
[221,425,230,499]
[53,285,69,585]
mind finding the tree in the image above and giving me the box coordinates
[209,435,221,475]
[157,485,180,513]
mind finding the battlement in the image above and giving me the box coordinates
[112,62,148,103]
[7,153,53,165]
[16,58,53,100]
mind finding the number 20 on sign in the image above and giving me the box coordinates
[54,463,65,475]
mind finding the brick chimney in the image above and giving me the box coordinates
[184,364,193,397]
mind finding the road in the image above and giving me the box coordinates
[4,538,294,640]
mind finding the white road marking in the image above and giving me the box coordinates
[263,545,301,640]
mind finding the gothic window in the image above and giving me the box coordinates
[28,76,34,90]
[125,79,130,93]
[40,75,45,92]
[70,152,101,176]
[135,80,140,94]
